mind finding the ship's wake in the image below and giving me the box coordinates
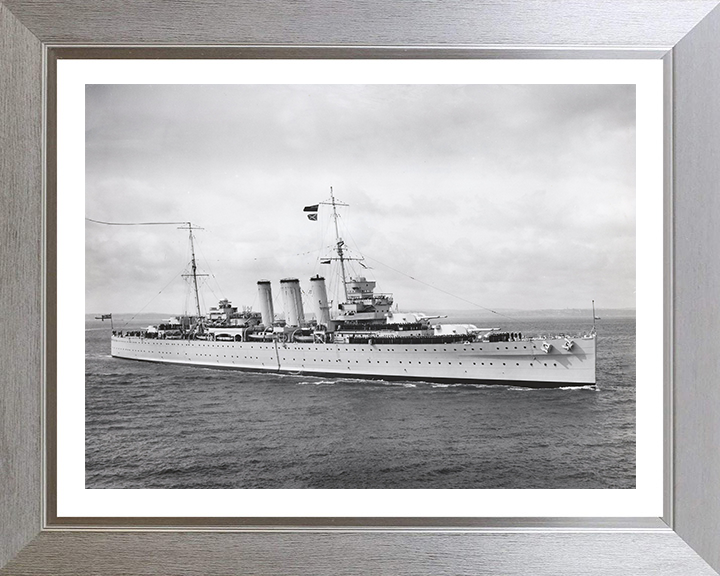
[290,374,598,392]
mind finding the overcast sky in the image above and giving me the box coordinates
[86,84,635,315]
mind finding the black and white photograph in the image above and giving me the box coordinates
[9,1,720,573]
[84,81,636,491]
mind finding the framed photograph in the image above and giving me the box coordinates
[59,60,661,521]
[2,2,720,575]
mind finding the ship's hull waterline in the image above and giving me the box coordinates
[111,334,596,388]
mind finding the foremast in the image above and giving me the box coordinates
[316,188,393,324]
[322,187,351,301]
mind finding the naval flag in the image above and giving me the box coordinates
[95,314,112,321]
[304,203,319,221]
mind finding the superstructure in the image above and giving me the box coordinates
[110,189,596,388]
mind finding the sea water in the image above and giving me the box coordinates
[85,315,635,489]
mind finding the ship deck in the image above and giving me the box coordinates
[111,334,596,388]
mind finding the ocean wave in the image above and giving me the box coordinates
[558,384,599,392]
[383,381,416,388]
[506,383,600,392]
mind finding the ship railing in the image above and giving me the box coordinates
[346,334,472,345]
[346,293,393,301]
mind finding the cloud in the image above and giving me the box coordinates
[86,83,635,313]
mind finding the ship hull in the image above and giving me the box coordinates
[111,334,596,388]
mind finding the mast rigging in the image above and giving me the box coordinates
[178,222,206,323]
[329,187,349,301]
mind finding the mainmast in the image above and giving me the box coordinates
[179,222,206,323]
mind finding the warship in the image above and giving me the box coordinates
[110,190,596,388]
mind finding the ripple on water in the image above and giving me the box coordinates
[85,316,636,489]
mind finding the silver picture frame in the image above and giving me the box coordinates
[2,1,719,574]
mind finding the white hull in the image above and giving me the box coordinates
[111,334,596,388]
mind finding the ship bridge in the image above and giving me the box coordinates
[338,276,393,319]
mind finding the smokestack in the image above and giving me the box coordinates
[280,278,305,326]
[257,280,274,327]
[310,275,330,326]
